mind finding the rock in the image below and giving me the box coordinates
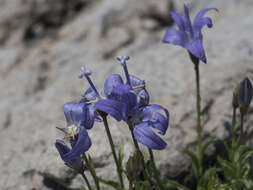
[1,0,253,189]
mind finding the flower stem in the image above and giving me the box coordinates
[80,172,93,190]
[148,148,166,190]
[194,62,202,148]
[231,107,237,141]
[127,124,155,188]
[148,148,155,168]
[83,153,100,190]
[189,52,203,177]
[240,113,245,145]
[102,115,124,189]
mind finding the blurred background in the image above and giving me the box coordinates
[0,0,253,189]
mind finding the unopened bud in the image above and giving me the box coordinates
[238,77,253,115]
[125,151,145,183]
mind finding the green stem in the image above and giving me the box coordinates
[231,107,237,141]
[83,153,100,190]
[189,53,203,178]
[194,62,202,148]
[127,124,155,188]
[80,172,93,190]
[240,113,245,145]
[148,148,165,190]
[148,148,155,168]
[102,115,124,189]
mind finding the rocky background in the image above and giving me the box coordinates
[1,0,253,189]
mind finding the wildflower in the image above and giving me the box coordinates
[163,4,217,63]
[95,56,149,121]
[55,127,91,169]
[63,66,102,131]
[133,104,169,150]
[63,101,97,130]
[95,56,169,150]
[238,77,253,114]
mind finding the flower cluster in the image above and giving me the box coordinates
[55,55,169,168]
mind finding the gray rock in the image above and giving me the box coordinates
[1,0,253,189]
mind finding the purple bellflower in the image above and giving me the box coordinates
[95,56,149,121]
[133,104,170,150]
[63,66,102,131]
[163,4,217,63]
[95,56,169,150]
[55,127,91,169]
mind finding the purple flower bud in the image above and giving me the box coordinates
[238,77,253,114]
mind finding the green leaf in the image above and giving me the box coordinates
[166,180,190,190]
[88,154,96,176]
[98,177,123,190]
[133,180,152,190]
[183,149,200,178]
[200,138,216,158]
[217,156,234,181]
[197,167,219,190]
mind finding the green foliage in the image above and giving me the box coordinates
[217,139,253,190]
[98,177,124,190]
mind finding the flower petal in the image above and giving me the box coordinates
[82,104,95,129]
[185,39,207,63]
[63,102,76,125]
[55,140,70,158]
[137,89,150,107]
[104,74,124,97]
[129,75,143,87]
[183,4,194,38]
[142,104,169,135]
[193,8,217,29]
[63,128,91,163]
[129,75,150,106]
[83,87,98,101]
[193,8,218,40]
[55,140,82,167]
[163,28,188,46]
[134,122,167,150]
[95,99,126,121]
[170,12,185,31]
[71,102,87,126]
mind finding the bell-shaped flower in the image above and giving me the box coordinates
[64,92,98,130]
[95,56,149,121]
[96,81,138,121]
[63,66,102,130]
[163,4,217,63]
[133,104,169,150]
[238,77,253,114]
[55,127,91,169]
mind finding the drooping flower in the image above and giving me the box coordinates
[55,127,91,169]
[163,4,217,63]
[63,100,97,130]
[133,104,169,150]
